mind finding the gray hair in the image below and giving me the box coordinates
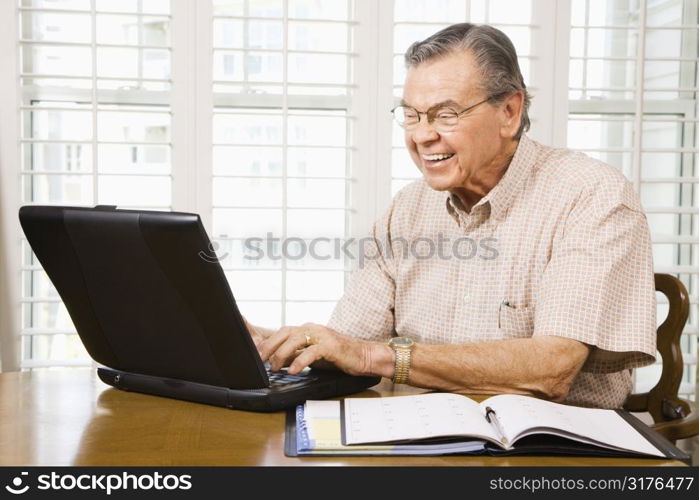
[405,23,531,139]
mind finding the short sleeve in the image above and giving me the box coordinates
[326,202,398,341]
[534,195,657,373]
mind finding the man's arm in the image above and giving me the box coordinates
[404,336,590,401]
[258,323,590,402]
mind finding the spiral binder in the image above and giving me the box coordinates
[295,405,312,451]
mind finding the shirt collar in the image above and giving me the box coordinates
[445,134,537,224]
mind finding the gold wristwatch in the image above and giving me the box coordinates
[388,337,415,384]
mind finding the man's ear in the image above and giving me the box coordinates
[499,91,524,139]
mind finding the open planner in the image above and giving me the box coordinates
[284,393,690,462]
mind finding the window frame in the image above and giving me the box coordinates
[0,0,22,372]
[0,0,695,403]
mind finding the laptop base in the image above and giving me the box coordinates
[98,367,381,412]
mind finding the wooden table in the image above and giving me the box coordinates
[0,368,686,466]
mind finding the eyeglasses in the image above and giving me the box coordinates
[391,97,493,132]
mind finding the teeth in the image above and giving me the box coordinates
[422,153,454,161]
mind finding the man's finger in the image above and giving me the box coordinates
[258,326,294,361]
[288,345,323,374]
[268,329,311,370]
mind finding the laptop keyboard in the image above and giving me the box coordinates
[267,371,308,387]
[264,363,311,387]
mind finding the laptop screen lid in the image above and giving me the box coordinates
[19,205,269,389]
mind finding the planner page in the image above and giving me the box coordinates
[304,400,348,449]
[481,394,664,456]
[343,393,500,445]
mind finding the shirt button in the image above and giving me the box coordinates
[463,294,470,302]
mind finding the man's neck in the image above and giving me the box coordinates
[450,139,519,212]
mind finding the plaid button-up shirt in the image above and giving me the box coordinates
[328,134,656,408]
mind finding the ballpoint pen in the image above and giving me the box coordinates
[498,301,515,329]
[485,406,509,445]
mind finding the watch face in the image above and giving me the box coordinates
[390,337,414,348]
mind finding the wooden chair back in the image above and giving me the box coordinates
[623,273,699,443]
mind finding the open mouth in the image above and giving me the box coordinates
[421,153,455,167]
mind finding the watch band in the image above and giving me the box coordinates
[392,345,412,384]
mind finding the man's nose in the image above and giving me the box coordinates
[410,116,440,144]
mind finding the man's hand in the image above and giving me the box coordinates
[243,317,274,348]
[258,323,393,377]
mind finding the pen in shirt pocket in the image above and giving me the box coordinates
[498,300,516,329]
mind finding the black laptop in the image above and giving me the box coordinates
[19,205,380,411]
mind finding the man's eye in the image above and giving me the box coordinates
[435,110,457,119]
[403,110,419,120]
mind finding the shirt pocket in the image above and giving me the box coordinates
[498,304,535,339]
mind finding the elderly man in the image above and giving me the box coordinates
[250,23,656,409]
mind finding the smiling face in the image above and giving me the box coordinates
[402,49,522,205]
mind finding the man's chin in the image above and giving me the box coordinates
[421,171,454,192]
